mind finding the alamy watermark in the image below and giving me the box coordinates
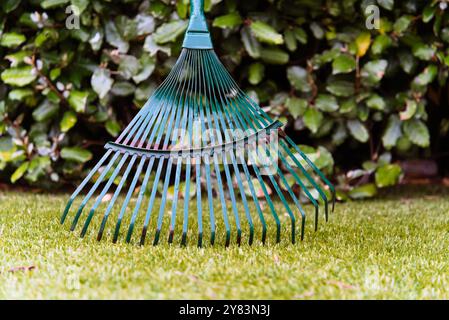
[365,4,380,30]
[65,5,80,30]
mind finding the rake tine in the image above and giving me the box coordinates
[213,65,332,226]
[116,51,187,144]
[135,50,190,152]
[206,82,258,246]
[263,144,306,241]
[134,58,190,148]
[153,157,174,246]
[202,53,242,246]
[111,156,147,242]
[258,139,304,238]
[70,152,120,231]
[97,155,138,241]
[122,157,154,243]
[80,154,129,238]
[229,151,254,245]
[195,156,203,247]
[200,66,227,245]
[166,54,192,245]
[203,155,216,245]
[279,140,329,226]
[212,154,231,247]
[238,153,267,245]
[234,88,335,219]
[197,51,216,246]
[140,54,190,245]
[61,150,112,224]
[279,150,318,234]
[121,95,166,147]
[190,51,204,248]
[140,158,165,246]
[203,52,274,244]
[168,157,183,244]
[202,52,260,245]
[211,67,320,234]
[285,136,336,213]
[247,150,282,244]
[262,165,296,244]
[222,154,243,246]
[120,51,189,146]
[181,157,191,246]
[226,89,328,228]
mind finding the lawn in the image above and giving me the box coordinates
[0,186,448,299]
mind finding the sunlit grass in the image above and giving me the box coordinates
[0,186,448,299]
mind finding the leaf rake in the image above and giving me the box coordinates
[60,0,335,247]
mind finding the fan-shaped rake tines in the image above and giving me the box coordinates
[60,0,335,247]
[60,49,335,247]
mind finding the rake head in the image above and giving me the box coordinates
[60,0,335,247]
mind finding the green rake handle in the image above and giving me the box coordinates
[183,0,213,49]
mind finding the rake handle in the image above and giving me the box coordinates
[191,0,205,17]
[183,0,213,49]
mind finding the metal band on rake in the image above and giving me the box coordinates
[60,0,335,247]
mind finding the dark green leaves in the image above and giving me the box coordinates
[68,91,88,113]
[375,164,402,188]
[32,100,58,122]
[60,147,93,163]
[347,119,369,143]
[382,115,402,149]
[105,20,129,53]
[0,0,445,195]
[287,66,310,92]
[241,26,261,58]
[1,66,37,87]
[260,47,289,65]
[315,95,339,112]
[153,20,188,44]
[213,13,242,29]
[248,62,265,85]
[394,15,413,34]
[286,97,307,118]
[332,54,356,74]
[2,0,22,13]
[250,21,283,45]
[403,119,430,148]
[0,32,26,48]
[326,80,354,97]
[361,60,388,86]
[412,65,437,88]
[303,108,323,134]
[348,183,377,199]
[60,111,77,132]
[41,0,69,9]
[10,161,29,183]
[377,0,394,11]
[91,68,114,99]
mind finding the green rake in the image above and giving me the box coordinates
[60,0,335,247]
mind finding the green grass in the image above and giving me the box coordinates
[1,186,449,299]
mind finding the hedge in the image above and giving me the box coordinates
[0,0,448,199]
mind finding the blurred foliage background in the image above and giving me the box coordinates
[0,0,448,199]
